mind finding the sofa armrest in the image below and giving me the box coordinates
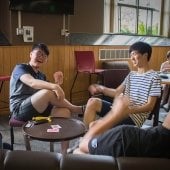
[117,157,170,170]
[0,149,10,170]
[61,154,118,170]
[4,150,61,170]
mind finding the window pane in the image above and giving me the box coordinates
[116,0,136,5]
[139,0,161,35]
[152,11,160,35]
[139,0,161,10]
[119,6,136,33]
[111,0,161,35]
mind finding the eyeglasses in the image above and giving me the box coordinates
[129,51,139,57]
[33,50,48,58]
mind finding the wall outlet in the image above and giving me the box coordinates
[16,27,24,35]
[61,29,70,36]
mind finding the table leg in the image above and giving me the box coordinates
[50,142,54,152]
[23,133,31,151]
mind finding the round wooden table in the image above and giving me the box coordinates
[22,117,87,152]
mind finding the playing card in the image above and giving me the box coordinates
[51,124,62,129]
[47,128,59,132]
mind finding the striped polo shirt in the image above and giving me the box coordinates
[122,70,161,127]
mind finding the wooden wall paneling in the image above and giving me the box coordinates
[16,46,30,66]
[44,46,55,82]
[57,46,66,75]
[8,47,17,73]
[150,46,169,71]
[3,47,13,112]
[46,46,55,82]
[0,48,3,75]
[0,45,170,114]
[64,45,73,100]
[0,48,5,110]
[68,45,77,102]
[53,46,66,96]
[0,47,11,113]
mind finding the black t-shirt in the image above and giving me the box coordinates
[88,125,170,158]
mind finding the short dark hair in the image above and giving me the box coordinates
[129,41,152,61]
[166,51,170,59]
[32,43,49,56]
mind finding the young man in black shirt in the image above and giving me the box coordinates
[74,112,170,158]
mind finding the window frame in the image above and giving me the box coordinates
[108,0,163,36]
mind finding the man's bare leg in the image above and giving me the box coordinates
[162,112,170,129]
[51,107,71,154]
[79,95,130,153]
[83,98,103,127]
[31,89,83,115]
[73,147,87,154]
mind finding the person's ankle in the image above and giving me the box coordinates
[78,105,86,117]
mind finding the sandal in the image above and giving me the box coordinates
[82,105,86,113]
[78,105,86,117]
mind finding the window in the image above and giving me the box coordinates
[106,0,162,36]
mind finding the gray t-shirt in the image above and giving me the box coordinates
[10,63,46,113]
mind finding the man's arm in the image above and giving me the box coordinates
[79,95,130,153]
[88,84,125,98]
[78,95,158,153]
[20,74,65,101]
[128,96,157,114]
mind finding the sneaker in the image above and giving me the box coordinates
[78,105,86,117]
[67,140,80,154]
[160,101,167,108]
[3,143,12,150]
[163,103,170,112]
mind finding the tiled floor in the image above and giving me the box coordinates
[0,109,169,152]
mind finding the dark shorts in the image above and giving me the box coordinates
[97,100,112,117]
[13,97,53,121]
[89,125,170,158]
[88,125,141,157]
[88,125,125,157]
[98,100,135,126]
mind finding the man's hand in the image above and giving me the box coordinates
[53,71,63,85]
[88,84,104,95]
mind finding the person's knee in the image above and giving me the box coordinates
[40,89,54,96]
[79,140,89,154]
[62,108,71,118]
[84,98,102,124]
[34,89,56,101]
[51,108,71,118]
[86,98,102,111]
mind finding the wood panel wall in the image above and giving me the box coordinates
[0,45,169,115]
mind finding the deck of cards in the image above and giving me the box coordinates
[47,124,62,133]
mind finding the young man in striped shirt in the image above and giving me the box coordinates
[73,41,161,154]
